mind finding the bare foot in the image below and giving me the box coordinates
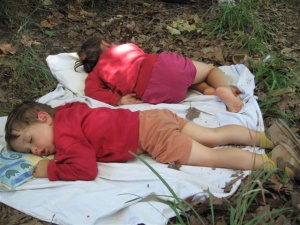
[215,87,244,113]
[230,86,242,96]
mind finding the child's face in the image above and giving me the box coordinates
[10,112,55,156]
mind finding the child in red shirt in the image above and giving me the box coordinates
[75,37,243,112]
[5,101,300,181]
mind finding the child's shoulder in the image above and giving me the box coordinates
[55,102,89,112]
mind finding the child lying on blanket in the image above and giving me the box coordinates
[4,101,300,181]
[74,36,243,112]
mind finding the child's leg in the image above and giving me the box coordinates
[190,61,243,113]
[194,82,242,96]
[186,140,263,170]
[181,121,261,148]
[186,139,300,180]
[192,82,216,95]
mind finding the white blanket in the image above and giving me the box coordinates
[0,61,264,225]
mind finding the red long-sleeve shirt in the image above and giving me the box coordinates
[47,102,139,181]
[85,43,158,106]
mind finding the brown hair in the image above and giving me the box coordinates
[74,36,105,73]
[5,101,56,151]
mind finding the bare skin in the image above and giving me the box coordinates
[190,62,244,113]
[117,93,143,105]
[196,82,242,96]
[180,121,263,170]
[33,159,51,177]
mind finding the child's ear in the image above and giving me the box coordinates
[37,111,53,124]
[100,40,111,51]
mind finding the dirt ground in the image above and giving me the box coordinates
[0,0,300,224]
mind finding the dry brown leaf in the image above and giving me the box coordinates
[68,13,83,22]
[125,20,136,31]
[0,43,17,55]
[67,31,79,38]
[21,35,42,47]
[40,20,57,29]
[85,29,96,36]
[47,12,64,20]
[256,205,271,222]
[80,9,97,18]
[202,46,225,63]
[223,173,243,193]
[167,162,181,170]
[186,107,200,120]
[290,191,300,210]
[274,214,292,225]
[189,214,209,225]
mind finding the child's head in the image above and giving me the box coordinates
[5,101,56,156]
[75,36,111,73]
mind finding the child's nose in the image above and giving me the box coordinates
[30,146,38,154]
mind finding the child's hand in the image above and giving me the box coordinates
[33,159,51,178]
[117,93,143,105]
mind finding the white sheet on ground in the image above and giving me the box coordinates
[0,63,265,225]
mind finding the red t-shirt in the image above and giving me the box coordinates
[47,102,139,181]
[85,43,158,106]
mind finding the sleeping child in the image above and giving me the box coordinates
[4,101,300,181]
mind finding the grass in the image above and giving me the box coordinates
[16,47,56,88]
[8,46,57,99]
[229,167,291,225]
[199,0,275,54]
[130,152,295,225]
[249,56,300,123]
[0,0,57,108]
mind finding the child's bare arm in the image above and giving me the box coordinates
[33,159,51,178]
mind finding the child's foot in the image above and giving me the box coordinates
[230,85,242,96]
[267,142,300,180]
[215,86,244,113]
[266,119,300,152]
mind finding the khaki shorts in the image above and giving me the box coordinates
[138,109,192,164]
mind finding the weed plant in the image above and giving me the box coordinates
[229,167,291,224]
[130,152,295,225]
[200,0,275,54]
[250,56,300,122]
[13,47,57,98]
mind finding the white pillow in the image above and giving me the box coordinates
[46,53,88,95]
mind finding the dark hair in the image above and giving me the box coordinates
[74,36,104,73]
[5,101,55,151]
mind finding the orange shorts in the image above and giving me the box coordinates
[138,109,192,164]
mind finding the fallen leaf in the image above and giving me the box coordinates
[68,13,83,22]
[186,107,200,120]
[223,173,243,193]
[80,10,97,18]
[166,26,181,35]
[0,43,17,55]
[168,162,181,170]
[40,20,57,29]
